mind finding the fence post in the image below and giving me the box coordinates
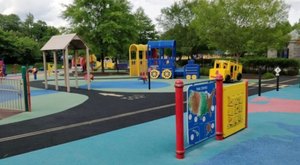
[216,74,224,140]
[21,66,29,112]
[175,80,184,159]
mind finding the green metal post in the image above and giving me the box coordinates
[22,66,29,112]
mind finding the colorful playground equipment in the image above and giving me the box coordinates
[0,60,6,77]
[129,40,200,79]
[71,54,115,72]
[175,77,248,159]
[129,44,148,77]
[209,60,243,82]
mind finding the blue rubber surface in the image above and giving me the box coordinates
[30,89,58,96]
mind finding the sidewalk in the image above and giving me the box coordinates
[1,85,300,165]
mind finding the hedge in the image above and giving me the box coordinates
[239,57,299,76]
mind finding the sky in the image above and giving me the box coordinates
[0,0,300,29]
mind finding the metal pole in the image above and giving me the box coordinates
[148,70,151,90]
[216,74,224,140]
[175,80,184,159]
[258,67,262,96]
[21,66,29,112]
[276,75,279,91]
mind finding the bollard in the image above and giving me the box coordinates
[258,67,262,96]
[276,75,279,91]
[148,70,151,90]
[216,74,224,140]
[175,80,184,159]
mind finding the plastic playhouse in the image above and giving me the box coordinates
[209,60,242,82]
[129,40,200,79]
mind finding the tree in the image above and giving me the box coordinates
[0,14,22,32]
[192,0,291,56]
[157,0,196,32]
[158,0,207,58]
[133,7,158,44]
[63,0,138,72]
[0,29,39,64]
[0,13,59,64]
[22,14,59,46]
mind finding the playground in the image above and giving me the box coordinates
[0,71,300,164]
[1,35,300,164]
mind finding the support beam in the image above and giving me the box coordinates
[42,51,48,89]
[53,51,58,90]
[74,50,78,88]
[65,47,70,92]
[86,48,91,90]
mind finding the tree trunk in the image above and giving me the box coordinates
[101,53,105,73]
[115,57,119,73]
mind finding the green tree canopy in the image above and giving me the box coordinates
[192,0,291,56]
[133,7,158,44]
[158,0,207,58]
[63,0,138,72]
[0,13,59,64]
[0,14,22,32]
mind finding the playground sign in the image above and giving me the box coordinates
[187,82,216,145]
[222,82,247,138]
[274,67,281,76]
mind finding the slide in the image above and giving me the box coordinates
[94,61,101,71]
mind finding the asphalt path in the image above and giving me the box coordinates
[0,75,299,158]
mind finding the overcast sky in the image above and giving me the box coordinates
[0,0,299,28]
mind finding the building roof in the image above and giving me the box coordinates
[41,33,88,51]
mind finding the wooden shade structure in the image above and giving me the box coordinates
[41,33,91,92]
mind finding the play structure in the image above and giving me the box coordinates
[175,77,248,159]
[71,54,101,71]
[0,60,6,77]
[129,44,148,77]
[209,60,242,82]
[41,33,92,92]
[129,40,200,79]
[71,55,116,72]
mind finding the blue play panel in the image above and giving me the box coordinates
[80,81,170,89]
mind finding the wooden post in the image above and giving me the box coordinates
[86,47,91,90]
[42,52,48,89]
[65,47,70,92]
[74,50,78,88]
[53,51,58,90]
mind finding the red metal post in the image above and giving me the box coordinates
[216,74,224,140]
[175,80,184,159]
[245,80,248,128]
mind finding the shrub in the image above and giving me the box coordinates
[262,72,275,79]
[200,67,210,76]
[240,57,299,76]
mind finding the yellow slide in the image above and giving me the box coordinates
[94,61,101,71]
